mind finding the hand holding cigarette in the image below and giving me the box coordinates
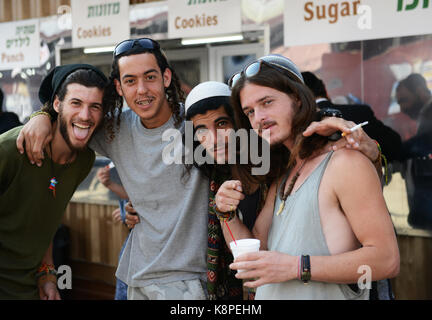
[341,121,369,137]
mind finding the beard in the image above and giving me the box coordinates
[266,130,293,149]
[58,114,82,152]
[58,104,102,152]
[256,121,293,149]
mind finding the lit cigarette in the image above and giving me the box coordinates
[341,121,369,137]
[108,161,115,169]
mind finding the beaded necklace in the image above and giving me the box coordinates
[276,160,306,216]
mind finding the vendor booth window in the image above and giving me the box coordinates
[280,34,432,235]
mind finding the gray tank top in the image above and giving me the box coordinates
[255,151,369,300]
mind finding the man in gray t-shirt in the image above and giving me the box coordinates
[90,108,208,296]
[91,39,209,299]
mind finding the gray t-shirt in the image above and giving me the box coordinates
[90,109,209,287]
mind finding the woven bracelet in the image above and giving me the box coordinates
[36,263,57,280]
[215,206,236,222]
[29,110,52,120]
[373,140,389,185]
[37,273,58,288]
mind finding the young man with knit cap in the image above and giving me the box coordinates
[0,64,109,299]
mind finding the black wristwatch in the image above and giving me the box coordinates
[317,108,344,141]
[318,107,343,119]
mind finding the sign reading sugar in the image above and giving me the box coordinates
[0,19,40,71]
[71,0,130,48]
[284,0,432,46]
[168,0,241,39]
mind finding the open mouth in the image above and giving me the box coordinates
[72,123,92,141]
[136,98,154,108]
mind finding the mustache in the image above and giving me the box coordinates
[208,143,228,153]
[72,120,96,127]
[258,120,276,133]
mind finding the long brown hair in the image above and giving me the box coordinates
[230,63,327,180]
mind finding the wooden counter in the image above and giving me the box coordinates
[61,201,432,300]
[61,202,129,300]
[391,235,432,299]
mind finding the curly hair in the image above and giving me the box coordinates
[109,45,185,130]
[41,68,119,141]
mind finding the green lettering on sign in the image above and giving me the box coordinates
[397,0,430,11]
[187,0,227,5]
[16,25,35,35]
[88,2,121,18]
[6,37,31,48]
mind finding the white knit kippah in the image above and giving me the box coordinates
[185,81,231,116]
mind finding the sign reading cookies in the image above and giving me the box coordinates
[284,0,432,46]
[71,0,130,48]
[168,0,241,39]
[0,19,40,71]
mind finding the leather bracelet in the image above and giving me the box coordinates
[300,255,311,284]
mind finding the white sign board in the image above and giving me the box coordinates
[71,0,130,48]
[168,0,242,39]
[284,0,432,47]
[0,19,40,71]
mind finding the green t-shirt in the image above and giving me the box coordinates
[0,126,95,299]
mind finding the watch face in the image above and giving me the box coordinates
[320,108,343,118]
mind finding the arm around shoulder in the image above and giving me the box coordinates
[16,113,53,166]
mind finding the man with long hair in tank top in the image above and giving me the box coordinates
[215,55,400,300]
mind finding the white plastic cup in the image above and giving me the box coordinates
[230,238,260,273]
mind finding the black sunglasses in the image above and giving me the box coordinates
[228,59,302,88]
[114,38,160,57]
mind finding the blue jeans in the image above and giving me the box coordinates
[114,233,129,300]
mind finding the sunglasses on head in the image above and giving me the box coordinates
[114,38,160,57]
[228,59,302,89]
